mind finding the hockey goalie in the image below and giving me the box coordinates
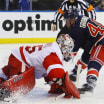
[0,34,80,101]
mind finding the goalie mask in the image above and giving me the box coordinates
[57,34,74,62]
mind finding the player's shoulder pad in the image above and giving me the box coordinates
[80,16,89,28]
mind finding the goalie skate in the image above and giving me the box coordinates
[0,88,10,101]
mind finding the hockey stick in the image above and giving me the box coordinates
[76,64,82,87]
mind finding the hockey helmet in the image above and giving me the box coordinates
[57,34,74,61]
[64,9,79,20]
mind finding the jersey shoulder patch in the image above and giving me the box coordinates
[80,16,89,28]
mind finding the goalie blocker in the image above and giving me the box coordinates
[64,71,80,98]
[0,67,35,100]
[49,71,80,99]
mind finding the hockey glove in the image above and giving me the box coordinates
[49,72,80,99]
[48,82,64,94]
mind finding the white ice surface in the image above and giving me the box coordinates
[0,44,104,104]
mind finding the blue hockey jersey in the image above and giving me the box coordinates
[69,16,104,64]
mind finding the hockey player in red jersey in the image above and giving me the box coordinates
[0,34,80,100]
[61,9,104,94]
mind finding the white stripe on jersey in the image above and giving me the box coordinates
[47,64,65,74]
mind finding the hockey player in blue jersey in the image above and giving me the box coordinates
[58,9,104,93]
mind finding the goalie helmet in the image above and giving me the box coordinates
[57,34,74,61]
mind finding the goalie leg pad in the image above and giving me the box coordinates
[64,71,80,99]
[1,67,35,96]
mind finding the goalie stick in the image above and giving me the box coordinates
[76,64,82,87]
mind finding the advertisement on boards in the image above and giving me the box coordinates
[0,12,64,38]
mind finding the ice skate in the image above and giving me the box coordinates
[79,76,97,94]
